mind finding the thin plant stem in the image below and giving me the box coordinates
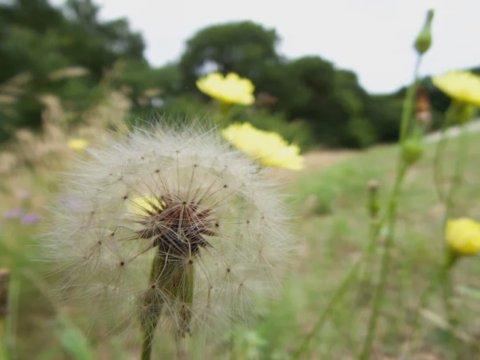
[140,250,165,360]
[293,180,383,359]
[140,250,195,360]
[438,123,469,360]
[399,57,422,143]
[291,259,362,360]
[359,162,408,360]
[444,123,469,217]
[399,255,454,358]
[441,253,461,359]
[358,181,382,286]
[433,117,450,202]
[0,269,10,360]
[358,50,424,359]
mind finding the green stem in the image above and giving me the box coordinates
[293,179,383,359]
[358,50,424,359]
[359,162,408,360]
[400,254,455,357]
[140,250,195,360]
[399,56,422,143]
[292,259,362,360]
[441,252,460,359]
[437,123,469,360]
[0,269,10,360]
[444,123,469,217]
[362,182,382,279]
[140,250,165,360]
[433,116,450,202]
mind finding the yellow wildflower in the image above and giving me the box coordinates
[446,218,480,256]
[222,123,303,170]
[130,196,165,216]
[67,138,89,151]
[432,71,480,106]
[196,72,255,105]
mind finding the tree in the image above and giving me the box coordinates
[0,0,146,140]
[180,21,280,91]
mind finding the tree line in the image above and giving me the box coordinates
[1,0,476,147]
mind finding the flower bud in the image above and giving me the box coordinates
[414,9,434,55]
[402,138,424,165]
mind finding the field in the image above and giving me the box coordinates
[1,127,480,359]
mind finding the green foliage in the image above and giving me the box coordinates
[57,316,95,360]
[1,2,471,148]
[180,21,279,91]
[253,58,382,147]
[365,94,403,142]
[0,0,145,140]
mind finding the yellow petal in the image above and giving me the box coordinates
[446,218,480,256]
[196,72,255,105]
[67,138,89,151]
[130,196,164,216]
[432,71,480,106]
[222,123,304,170]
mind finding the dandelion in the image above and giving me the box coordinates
[446,218,480,256]
[45,124,292,358]
[222,123,303,170]
[67,138,89,151]
[196,73,255,105]
[432,71,480,106]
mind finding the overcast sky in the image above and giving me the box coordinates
[52,0,480,94]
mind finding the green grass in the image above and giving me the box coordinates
[1,131,480,359]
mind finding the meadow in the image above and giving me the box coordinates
[2,3,480,359]
[1,124,480,359]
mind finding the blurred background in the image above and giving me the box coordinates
[1,0,479,150]
[2,1,480,359]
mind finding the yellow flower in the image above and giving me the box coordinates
[67,138,89,151]
[222,123,303,170]
[432,71,480,106]
[446,218,480,256]
[196,72,255,105]
[130,196,165,216]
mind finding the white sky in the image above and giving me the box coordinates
[51,0,480,94]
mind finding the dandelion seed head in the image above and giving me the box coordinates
[45,124,293,335]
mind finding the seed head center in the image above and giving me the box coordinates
[137,195,215,257]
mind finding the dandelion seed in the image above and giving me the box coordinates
[45,124,293,351]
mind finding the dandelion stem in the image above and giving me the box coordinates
[140,250,165,360]
[140,249,195,360]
